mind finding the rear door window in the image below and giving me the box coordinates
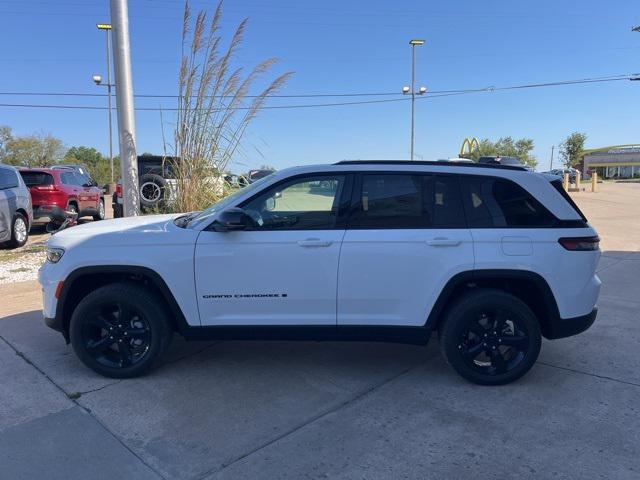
[19,171,54,187]
[460,175,556,228]
[350,173,465,229]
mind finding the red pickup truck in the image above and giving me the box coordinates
[19,168,105,221]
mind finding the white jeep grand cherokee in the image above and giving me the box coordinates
[40,161,601,385]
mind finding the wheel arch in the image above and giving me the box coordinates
[15,208,30,228]
[56,265,189,342]
[425,269,561,339]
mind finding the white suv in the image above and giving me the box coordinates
[40,161,600,385]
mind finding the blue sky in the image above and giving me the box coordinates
[1,0,639,172]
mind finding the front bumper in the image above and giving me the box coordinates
[545,308,598,340]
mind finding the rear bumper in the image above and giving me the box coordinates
[545,307,598,340]
[33,204,66,220]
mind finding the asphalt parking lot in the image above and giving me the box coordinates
[1,183,639,479]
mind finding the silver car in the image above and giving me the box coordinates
[0,164,33,248]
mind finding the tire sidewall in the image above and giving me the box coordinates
[69,283,172,378]
[10,213,28,248]
[440,289,542,386]
[94,198,105,221]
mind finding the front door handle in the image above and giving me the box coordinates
[427,238,462,247]
[297,239,333,248]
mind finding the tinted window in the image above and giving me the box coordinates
[461,176,556,228]
[241,175,345,230]
[0,167,19,190]
[74,172,90,186]
[20,171,54,187]
[60,172,75,185]
[351,174,465,229]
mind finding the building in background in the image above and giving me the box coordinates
[582,145,640,179]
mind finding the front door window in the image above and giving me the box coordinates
[241,175,346,230]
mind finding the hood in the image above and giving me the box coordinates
[47,214,197,250]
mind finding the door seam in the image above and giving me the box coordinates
[334,229,348,328]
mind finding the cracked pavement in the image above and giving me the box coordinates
[1,183,639,479]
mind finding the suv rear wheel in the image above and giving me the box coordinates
[439,289,541,385]
[69,282,173,378]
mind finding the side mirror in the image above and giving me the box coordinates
[212,208,249,232]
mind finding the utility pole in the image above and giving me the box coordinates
[403,39,426,160]
[96,24,114,184]
[550,145,555,170]
[110,0,139,216]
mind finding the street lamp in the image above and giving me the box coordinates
[96,23,115,184]
[403,39,426,160]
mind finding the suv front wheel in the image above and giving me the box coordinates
[439,289,541,386]
[69,282,173,378]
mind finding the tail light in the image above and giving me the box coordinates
[33,185,58,191]
[558,236,600,251]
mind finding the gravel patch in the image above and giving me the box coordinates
[0,243,46,285]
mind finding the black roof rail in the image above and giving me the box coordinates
[334,160,528,171]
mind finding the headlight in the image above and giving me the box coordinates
[46,247,65,264]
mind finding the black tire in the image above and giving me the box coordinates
[69,282,173,378]
[7,213,28,248]
[93,198,105,221]
[139,173,168,208]
[439,289,541,386]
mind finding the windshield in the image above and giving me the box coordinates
[187,174,274,228]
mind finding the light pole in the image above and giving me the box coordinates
[96,23,115,184]
[403,39,426,160]
[111,0,139,217]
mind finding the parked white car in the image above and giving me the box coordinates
[40,161,600,385]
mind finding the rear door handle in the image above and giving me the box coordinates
[427,238,462,247]
[297,239,333,248]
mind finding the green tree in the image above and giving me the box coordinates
[63,146,119,186]
[559,132,587,168]
[470,136,537,169]
[3,131,65,167]
[0,125,12,161]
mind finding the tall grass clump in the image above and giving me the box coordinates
[166,0,292,212]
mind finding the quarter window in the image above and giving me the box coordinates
[461,176,556,228]
[350,174,465,229]
[241,175,346,230]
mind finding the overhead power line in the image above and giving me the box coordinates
[0,74,633,100]
[0,91,404,99]
[0,75,636,112]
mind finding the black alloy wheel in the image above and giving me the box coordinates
[439,289,541,385]
[457,308,529,376]
[70,282,173,378]
[81,302,151,369]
